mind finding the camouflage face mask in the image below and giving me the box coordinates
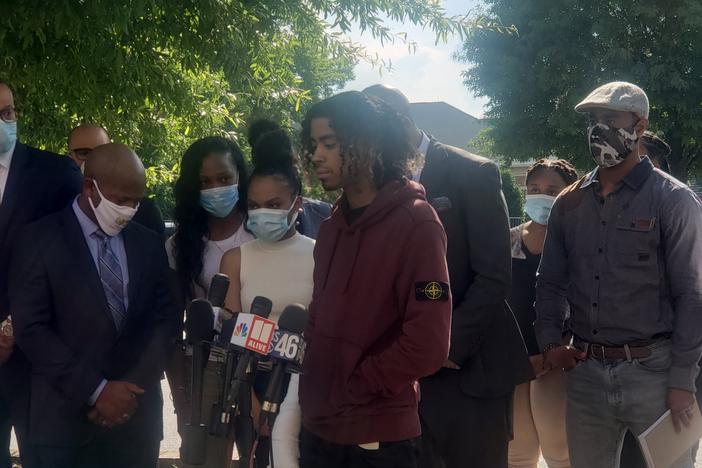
[587,123,639,168]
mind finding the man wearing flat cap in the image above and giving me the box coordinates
[535,81,702,467]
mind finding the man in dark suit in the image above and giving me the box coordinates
[0,80,82,467]
[365,85,532,468]
[10,143,178,467]
[67,123,166,236]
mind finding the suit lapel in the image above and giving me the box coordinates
[420,139,451,201]
[60,205,117,335]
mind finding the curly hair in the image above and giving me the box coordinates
[172,136,248,297]
[526,158,579,186]
[300,91,413,189]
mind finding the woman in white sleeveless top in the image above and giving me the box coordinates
[221,120,315,468]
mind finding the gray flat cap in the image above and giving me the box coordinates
[575,81,649,119]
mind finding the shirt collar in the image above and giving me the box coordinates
[412,132,431,181]
[0,141,16,170]
[72,196,101,238]
[580,157,654,191]
[417,132,430,159]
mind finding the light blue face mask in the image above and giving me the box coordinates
[0,121,17,154]
[524,194,556,225]
[246,203,299,242]
[200,184,239,218]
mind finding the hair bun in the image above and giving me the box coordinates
[248,119,296,170]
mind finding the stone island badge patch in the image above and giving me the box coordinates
[415,281,449,301]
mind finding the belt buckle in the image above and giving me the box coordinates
[591,344,606,361]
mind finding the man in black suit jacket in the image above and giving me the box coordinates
[10,144,178,467]
[67,123,165,237]
[0,80,82,467]
[365,85,532,468]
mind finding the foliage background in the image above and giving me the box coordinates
[1,0,502,217]
[458,0,702,182]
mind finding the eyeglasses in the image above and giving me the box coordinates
[68,148,93,161]
[0,107,17,123]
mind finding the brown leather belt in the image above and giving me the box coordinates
[575,342,654,361]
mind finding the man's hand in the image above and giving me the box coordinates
[0,336,13,365]
[667,388,696,433]
[92,381,145,427]
[543,345,586,372]
[530,354,549,379]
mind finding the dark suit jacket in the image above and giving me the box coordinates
[134,197,165,237]
[9,206,179,447]
[297,197,332,239]
[0,142,82,321]
[420,139,532,399]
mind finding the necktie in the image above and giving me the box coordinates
[92,230,126,331]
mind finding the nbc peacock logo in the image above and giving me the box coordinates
[234,322,249,338]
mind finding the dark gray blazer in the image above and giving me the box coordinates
[419,139,532,398]
[9,206,179,446]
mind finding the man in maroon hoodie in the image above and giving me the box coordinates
[298,91,452,467]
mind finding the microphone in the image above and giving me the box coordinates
[259,304,308,434]
[182,299,216,464]
[208,273,230,333]
[208,273,230,307]
[226,296,274,410]
[184,299,215,345]
[208,318,236,437]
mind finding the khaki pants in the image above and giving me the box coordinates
[508,370,570,468]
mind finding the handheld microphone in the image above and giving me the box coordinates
[259,304,308,434]
[209,318,236,437]
[182,299,215,464]
[226,297,274,411]
[208,273,230,333]
[208,273,230,307]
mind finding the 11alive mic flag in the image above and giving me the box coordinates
[230,312,306,366]
[231,313,277,354]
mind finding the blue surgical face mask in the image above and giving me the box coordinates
[246,203,299,242]
[524,194,556,225]
[200,184,239,218]
[0,121,17,153]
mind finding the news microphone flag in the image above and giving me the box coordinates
[231,313,276,355]
[268,329,306,367]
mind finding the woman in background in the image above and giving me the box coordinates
[166,136,252,467]
[508,159,578,468]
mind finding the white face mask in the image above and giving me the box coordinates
[88,180,139,236]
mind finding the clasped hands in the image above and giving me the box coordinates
[87,381,145,428]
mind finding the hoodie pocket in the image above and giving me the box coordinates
[300,333,375,420]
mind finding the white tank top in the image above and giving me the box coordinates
[166,223,254,299]
[239,232,315,322]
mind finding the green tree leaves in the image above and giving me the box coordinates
[458,0,702,181]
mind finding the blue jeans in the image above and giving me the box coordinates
[566,340,693,468]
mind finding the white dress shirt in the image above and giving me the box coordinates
[72,197,130,405]
[412,132,431,182]
[0,141,16,204]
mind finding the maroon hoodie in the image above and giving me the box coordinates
[299,179,452,445]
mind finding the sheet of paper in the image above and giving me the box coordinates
[637,400,702,468]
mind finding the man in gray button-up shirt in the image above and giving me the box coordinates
[535,81,702,468]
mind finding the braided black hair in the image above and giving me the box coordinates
[526,158,579,186]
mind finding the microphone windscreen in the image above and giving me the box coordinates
[219,318,236,345]
[208,274,230,308]
[185,299,215,344]
[277,304,308,334]
[250,296,273,319]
